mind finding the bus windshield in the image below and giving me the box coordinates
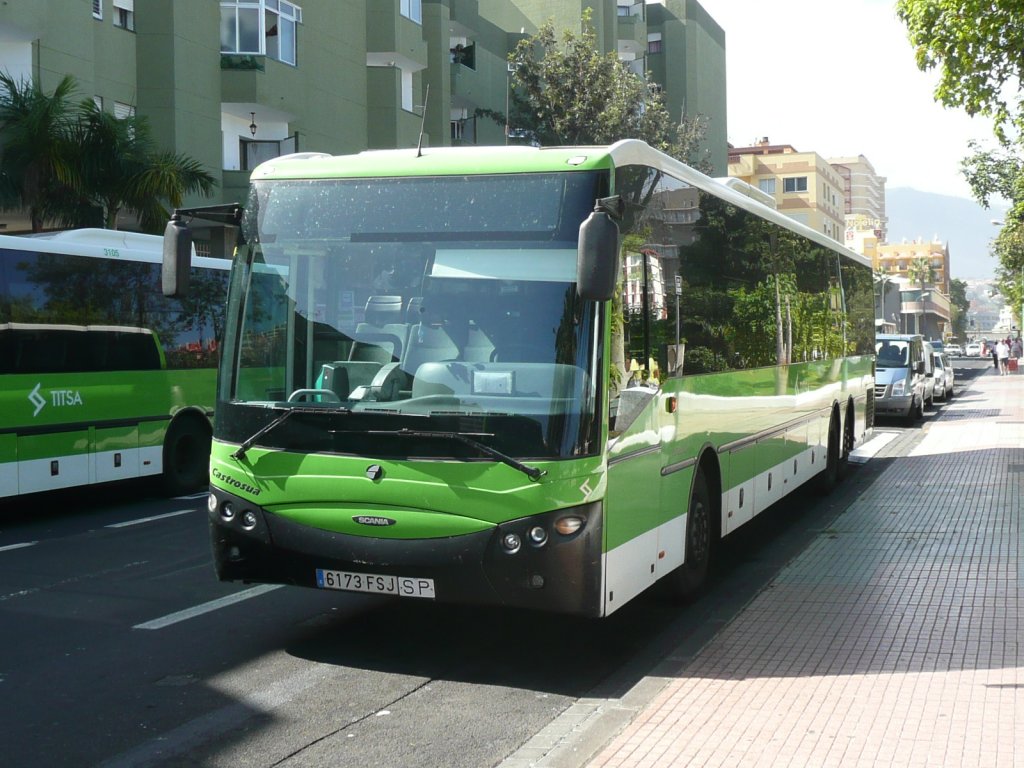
[216,172,604,460]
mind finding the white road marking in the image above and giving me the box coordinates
[105,509,195,528]
[133,584,283,630]
[0,541,38,553]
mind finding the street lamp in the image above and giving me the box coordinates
[249,112,257,137]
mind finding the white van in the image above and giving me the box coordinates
[874,333,929,424]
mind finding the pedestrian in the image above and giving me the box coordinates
[991,342,999,370]
[1013,337,1022,361]
[997,338,1010,375]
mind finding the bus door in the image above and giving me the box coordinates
[603,382,663,612]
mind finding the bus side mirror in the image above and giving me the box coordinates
[162,215,192,298]
[577,208,619,302]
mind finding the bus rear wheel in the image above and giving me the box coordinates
[162,416,211,495]
[666,469,712,601]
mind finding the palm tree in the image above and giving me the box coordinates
[907,256,936,335]
[0,73,216,233]
[66,102,216,231]
[0,72,78,232]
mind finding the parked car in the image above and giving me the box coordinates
[931,351,955,401]
[875,333,929,424]
[965,342,982,356]
[946,343,963,356]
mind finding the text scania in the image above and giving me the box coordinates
[212,467,261,496]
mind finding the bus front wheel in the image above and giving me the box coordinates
[666,469,712,600]
[162,415,211,495]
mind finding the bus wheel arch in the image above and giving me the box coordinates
[666,449,721,601]
[162,409,212,495]
[815,403,842,494]
[843,398,856,458]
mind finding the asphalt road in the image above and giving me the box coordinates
[0,360,990,768]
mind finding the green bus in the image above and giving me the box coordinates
[0,228,229,498]
[163,140,875,616]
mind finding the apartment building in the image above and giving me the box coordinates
[829,154,887,242]
[0,0,726,235]
[877,238,951,296]
[727,138,846,242]
[876,239,952,339]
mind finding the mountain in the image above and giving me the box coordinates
[885,188,1008,281]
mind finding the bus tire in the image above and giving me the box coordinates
[162,415,211,495]
[667,469,712,601]
[839,402,855,479]
[815,411,841,494]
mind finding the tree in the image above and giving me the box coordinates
[0,73,78,232]
[949,278,971,339]
[64,102,216,231]
[896,0,1024,142]
[0,72,216,233]
[907,256,936,335]
[494,11,712,172]
[897,2,1024,311]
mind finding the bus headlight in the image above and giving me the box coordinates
[502,533,522,553]
[207,493,218,513]
[891,380,905,396]
[220,501,236,521]
[240,510,258,530]
[528,526,548,546]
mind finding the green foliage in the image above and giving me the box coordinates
[896,0,1024,143]
[896,2,1024,313]
[0,72,78,231]
[949,277,971,338]
[499,11,712,172]
[0,72,216,232]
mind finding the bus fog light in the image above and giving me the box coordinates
[529,574,545,588]
[502,533,522,553]
[240,510,258,530]
[528,526,548,546]
[207,493,218,513]
[554,516,584,535]
[220,501,236,521]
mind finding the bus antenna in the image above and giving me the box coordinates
[416,84,430,157]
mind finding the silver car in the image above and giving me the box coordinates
[931,351,955,401]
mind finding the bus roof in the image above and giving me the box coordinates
[250,139,871,269]
[0,227,226,270]
[251,144,619,180]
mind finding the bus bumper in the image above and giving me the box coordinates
[207,488,605,617]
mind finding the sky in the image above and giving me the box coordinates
[696,0,999,202]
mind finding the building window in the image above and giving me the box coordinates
[93,0,102,20]
[647,33,662,54]
[221,0,301,65]
[783,176,808,193]
[758,178,776,194]
[400,0,422,24]
[113,0,134,31]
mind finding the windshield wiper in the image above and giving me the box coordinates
[232,405,348,460]
[367,428,546,481]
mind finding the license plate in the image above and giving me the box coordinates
[315,568,436,599]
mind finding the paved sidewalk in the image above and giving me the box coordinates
[583,367,1022,768]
